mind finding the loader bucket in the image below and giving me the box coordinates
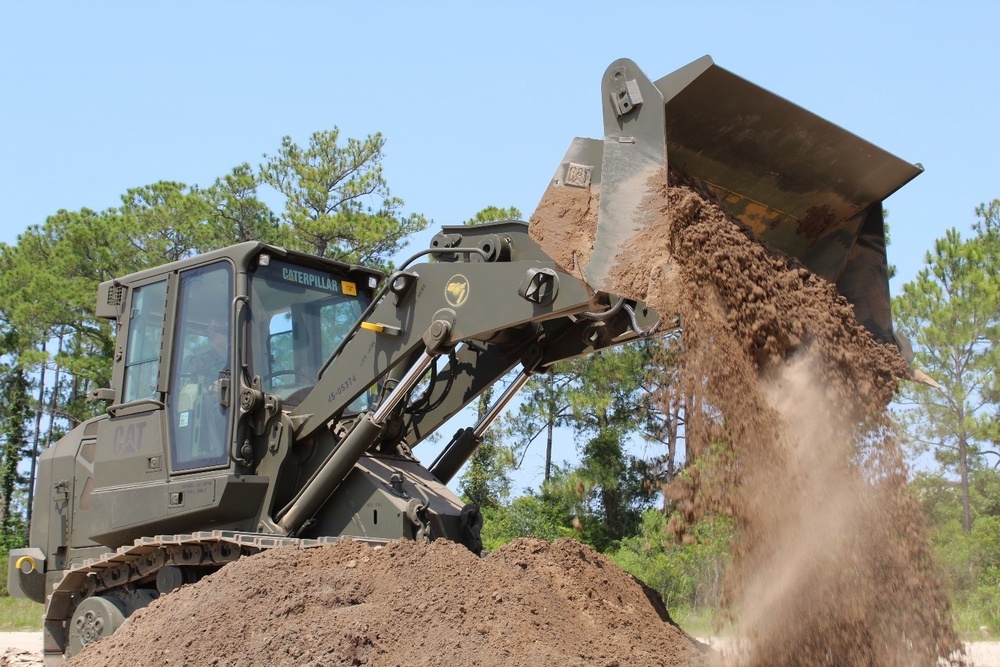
[537,56,922,347]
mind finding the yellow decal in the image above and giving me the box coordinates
[342,281,357,296]
[445,275,469,307]
[15,555,36,573]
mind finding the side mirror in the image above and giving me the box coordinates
[88,387,116,403]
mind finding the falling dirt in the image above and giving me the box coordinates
[529,170,963,664]
[68,538,710,667]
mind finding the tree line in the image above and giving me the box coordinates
[0,126,997,633]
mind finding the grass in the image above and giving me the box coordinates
[952,604,1000,642]
[0,596,43,631]
[670,605,731,639]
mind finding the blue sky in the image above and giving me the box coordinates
[2,1,998,490]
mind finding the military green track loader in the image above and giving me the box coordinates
[7,56,922,664]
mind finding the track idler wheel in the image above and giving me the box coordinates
[68,595,125,656]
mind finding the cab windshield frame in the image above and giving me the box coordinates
[247,254,373,410]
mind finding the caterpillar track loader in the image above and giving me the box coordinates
[7,56,922,663]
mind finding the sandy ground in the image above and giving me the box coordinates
[3,632,1000,665]
[966,642,1000,666]
[0,633,39,651]
[697,637,1000,666]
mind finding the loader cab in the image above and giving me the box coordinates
[81,243,379,547]
[97,244,381,471]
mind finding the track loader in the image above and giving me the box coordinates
[7,56,922,664]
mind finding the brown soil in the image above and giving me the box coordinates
[69,538,710,667]
[0,649,40,667]
[529,169,963,665]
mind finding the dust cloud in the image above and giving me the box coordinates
[529,169,962,665]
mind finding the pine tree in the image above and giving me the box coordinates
[0,333,32,546]
[894,202,1000,532]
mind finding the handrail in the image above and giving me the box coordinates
[106,398,164,417]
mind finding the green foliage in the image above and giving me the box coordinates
[558,344,659,550]
[893,204,1000,531]
[558,443,656,552]
[0,594,43,629]
[503,370,576,484]
[118,182,213,263]
[479,481,578,552]
[893,205,999,631]
[460,429,515,510]
[912,468,1000,634]
[260,128,428,268]
[608,508,732,611]
[494,341,662,551]
[462,205,522,226]
[202,164,285,249]
[0,204,148,416]
[0,344,31,543]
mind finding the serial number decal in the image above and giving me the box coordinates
[328,374,357,403]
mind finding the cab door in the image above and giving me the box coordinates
[165,261,234,473]
[88,277,171,544]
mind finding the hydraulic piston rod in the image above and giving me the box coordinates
[277,348,437,535]
[430,370,531,484]
[373,350,436,426]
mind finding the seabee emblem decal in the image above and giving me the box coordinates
[445,275,470,307]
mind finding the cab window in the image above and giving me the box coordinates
[249,256,371,409]
[122,280,168,403]
[166,262,233,472]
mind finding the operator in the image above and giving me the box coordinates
[188,320,230,387]
[176,319,231,465]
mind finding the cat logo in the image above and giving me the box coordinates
[445,275,470,307]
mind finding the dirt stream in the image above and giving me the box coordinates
[61,170,961,666]
[531,169,962,665]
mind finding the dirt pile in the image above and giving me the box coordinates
[69,537,709,667]
[0,649,40,667]
[530,169,962,665]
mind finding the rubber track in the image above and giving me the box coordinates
[43,530,387,661]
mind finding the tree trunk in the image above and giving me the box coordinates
[959,434,972,533]
[43,334,65,448]
[544,376,554,483]
[25,339,46,539]
[545,415,554,483]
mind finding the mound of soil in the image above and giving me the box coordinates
[69,538,710,667]
[0,649,39,667]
